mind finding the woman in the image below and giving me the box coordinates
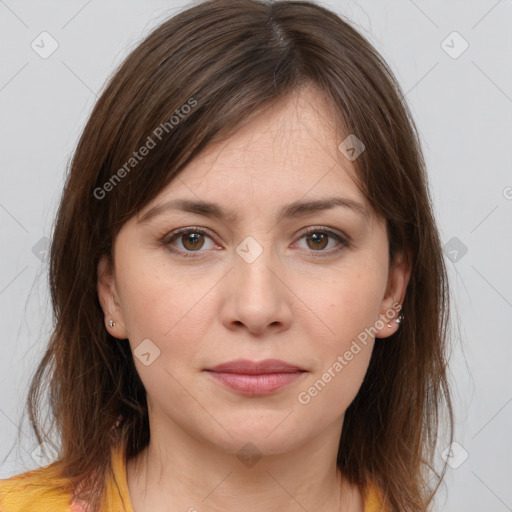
[0,0,454,510]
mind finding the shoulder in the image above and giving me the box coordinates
[0,464,74,512]
[0,444,129,512]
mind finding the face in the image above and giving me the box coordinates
[97,85,410,456]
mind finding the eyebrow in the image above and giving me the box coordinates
[138,196,370,224]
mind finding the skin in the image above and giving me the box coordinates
[97,84,411,512]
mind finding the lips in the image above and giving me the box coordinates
[204,359,306,395]
[206,358,305,374]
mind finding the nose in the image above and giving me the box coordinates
[219,241,293,336]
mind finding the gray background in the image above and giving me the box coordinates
[0,1,511,510]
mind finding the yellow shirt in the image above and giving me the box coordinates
[0,444,390,511]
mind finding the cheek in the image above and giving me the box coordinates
[306,264,387,349]
[295,273,381,409]
[115,252,219,362]
[290,265,384,414]
[296,344,373,428]
[116,266,165,339]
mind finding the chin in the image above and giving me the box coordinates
[202,419,303,455]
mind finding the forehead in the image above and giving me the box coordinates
[136,85,373,226]
[174,89,359,192]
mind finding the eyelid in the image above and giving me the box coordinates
[293,226,351,257]
[160,225,216,245]
[298,225,352,245]
[159,226,220,258]
[160,225,351,257]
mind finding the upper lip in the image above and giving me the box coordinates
[206,359,305,374]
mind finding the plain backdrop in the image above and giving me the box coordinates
[0,1,511,510]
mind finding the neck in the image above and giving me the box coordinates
[125,415,362,512]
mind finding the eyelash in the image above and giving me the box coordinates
[160,225,351,259]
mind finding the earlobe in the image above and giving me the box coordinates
[97,254,128,339]
[375,249,412,339]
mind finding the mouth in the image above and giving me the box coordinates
[204,359,307,395]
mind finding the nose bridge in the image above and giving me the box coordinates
[223,232,292,333]
[234,233,279,295]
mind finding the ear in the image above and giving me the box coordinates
[374,249,412,339]
[97,254,129,339]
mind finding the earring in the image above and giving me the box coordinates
[387,313,404,328]
[109,414,125,431]
[108,320,116,328]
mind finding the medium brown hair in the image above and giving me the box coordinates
[14,0,454,510]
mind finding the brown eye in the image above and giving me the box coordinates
[162,225,350,259]
[181,232,205,251]
[296,226,350,256]
[162,227,217,258]
[305,232,329,251]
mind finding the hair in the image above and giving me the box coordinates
[14,0,454,510]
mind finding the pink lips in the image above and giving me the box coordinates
[204,358,306,395]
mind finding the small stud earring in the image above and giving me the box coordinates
[108,320,116,328]
[387,313,404,328]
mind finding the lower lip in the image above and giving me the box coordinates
[206,371,305,395]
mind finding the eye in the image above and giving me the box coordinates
[160,226,350,258]
[161,227,218,258]
[294,226,350,256]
